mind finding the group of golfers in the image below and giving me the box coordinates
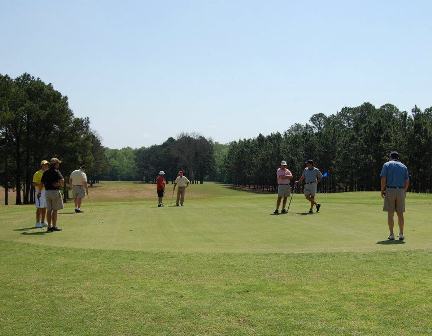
[155,170,191,207]
[273,151,409,241]
[32,158,88,232]
[31,151,409,241]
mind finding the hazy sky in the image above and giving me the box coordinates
[1,0,431,148]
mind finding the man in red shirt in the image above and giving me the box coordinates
[156,171,167,207]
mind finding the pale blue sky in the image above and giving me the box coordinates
[1,0,431,148]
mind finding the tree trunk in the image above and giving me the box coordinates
[4,153,8,205]
[15,136,22,205]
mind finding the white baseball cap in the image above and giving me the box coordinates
[280,160,287,166]
[159,171,165,175]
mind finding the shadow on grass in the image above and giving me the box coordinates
[21,231,47,236]
[296,212,313,216]
[14,227,36,231]
[59,212,76,215]
[376,240,406,245]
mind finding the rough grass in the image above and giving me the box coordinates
[1,182,432,335]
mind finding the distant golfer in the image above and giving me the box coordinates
[41,158,64,232]
[380,151,409,241]
[173,170,190,206]
[70,166,88,213]
[156,171,167,207]
[273,160,293,214]
[296,160,322,214]
[32,160,49,228]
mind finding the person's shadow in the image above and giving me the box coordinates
[21,231,47,236]
[376,240,406,245]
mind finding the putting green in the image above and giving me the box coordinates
[1,182,431,253]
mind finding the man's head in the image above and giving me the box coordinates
[40,160,49,171]
[280,160,287,168]
[389,151,400,160]
[305,159,314,169]
[50,157,62,169]
[178,170,184,177]
[159,171,165,176]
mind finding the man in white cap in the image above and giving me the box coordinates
[273,160,293,214]
[32,160,50,228]
[69,165,88,213]
[156,170,167,207]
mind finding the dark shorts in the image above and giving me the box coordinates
[157,189,164,197]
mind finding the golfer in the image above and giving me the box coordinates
[41,158,64,232]
[380,151,409,241]
[32,160,49,228]
[69,166,88,213]
[156,171,166,207]
[173,171,190,206]
[296,160,322,214]
[273,161,293,214]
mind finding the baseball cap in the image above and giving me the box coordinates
[280,160,287,166]
[159,171,165,175]
[50,157,62,164]
[389,151,399,159]
[40,160,49,166]
[306,159,314,165]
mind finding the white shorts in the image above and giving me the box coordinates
[35,190,46,208]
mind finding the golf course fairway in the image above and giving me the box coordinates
[1,182,431,335]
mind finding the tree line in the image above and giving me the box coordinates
[221,103,432,193]
[103,134,216,184]
[0,73,106,205]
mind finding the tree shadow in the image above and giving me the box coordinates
[376,240,406,245]
[21,231,47,236]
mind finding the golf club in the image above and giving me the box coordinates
[286,181,297,213]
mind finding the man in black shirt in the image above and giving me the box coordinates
[41,158,64,232]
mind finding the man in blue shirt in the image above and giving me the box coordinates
[380,151,409,241]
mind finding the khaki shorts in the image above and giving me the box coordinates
[304,183,317,197]
[383,188,406,213]
[73,185,86,199]
[45,190,64,211]
[278,184,291,197]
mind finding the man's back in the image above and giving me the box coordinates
[70,169,87,186]
[381,161,409,187]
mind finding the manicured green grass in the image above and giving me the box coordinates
[1,182,432,335]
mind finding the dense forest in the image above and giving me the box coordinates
[0,73,106,205]
[222,103,432,193]
[2,73,432,205]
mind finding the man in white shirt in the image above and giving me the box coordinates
[69,166,89,213]
[173,170,190,206]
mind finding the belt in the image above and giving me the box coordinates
[305,181,317,185]
[278,184,290,186]
[386,186,404,189]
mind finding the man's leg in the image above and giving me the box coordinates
[52,210,58,227]
[276,196,282,210]
[396,212,404,235]
[176,189,180,206]
[41,208,47,224]
[36,208,41,224]
[282,196,288,209]
[77,197,82,209]
[180,188,185,205]
[47,210,52,227]
[387,211,395,236]
[74,197,78,209]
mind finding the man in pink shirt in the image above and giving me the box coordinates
[274,160,293,214]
